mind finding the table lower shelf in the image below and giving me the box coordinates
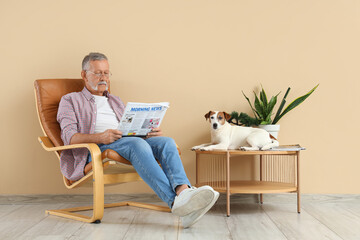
[196,180,297,194]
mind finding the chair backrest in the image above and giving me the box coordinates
[34,79,85,147]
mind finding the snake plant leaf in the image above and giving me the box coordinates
[242,91,259,119]
[264,97,277,124]
[274,84,319,124]
[260,87,268,110]
[266,93,279,115]
[254,92,265,119]
[264,114,272,124]
[272,87,291,124]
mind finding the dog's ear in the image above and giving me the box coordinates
[223,112,232,121]
[204,111,214,121]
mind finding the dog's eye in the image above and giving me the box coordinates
[218,116,223,120]
[211,116,214,119]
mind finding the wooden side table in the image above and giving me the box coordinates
[193,147,303,216]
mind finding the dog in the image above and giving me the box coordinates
[192,111,279,151]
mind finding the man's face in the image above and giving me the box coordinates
[82,60,110,96]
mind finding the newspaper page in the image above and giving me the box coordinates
[118,102,169,136]
[268,144,306,151]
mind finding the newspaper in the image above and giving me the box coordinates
[118,102,169,136]
[268,144,305,151]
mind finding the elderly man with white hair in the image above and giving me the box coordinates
[57,52,219,228]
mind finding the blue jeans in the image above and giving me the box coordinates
[87,136,191,207]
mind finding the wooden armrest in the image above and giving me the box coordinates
[38,136,101,157]
[39,136,180,157]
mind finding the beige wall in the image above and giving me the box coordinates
[1,0,359,194]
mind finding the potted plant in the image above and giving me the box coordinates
[230,84,319,138]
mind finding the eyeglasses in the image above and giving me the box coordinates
[86,71,112,79]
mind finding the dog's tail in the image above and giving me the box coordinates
[261,139,279,150]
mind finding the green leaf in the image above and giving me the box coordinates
[254,92,265,119]
[266,94,279,116]
[230,111,239,119]
[242,91,259,120]
[229,111,239,124]
[260,120,272,125]
[265,114,272,123]
[275,84,319,123]
[239,112,261,126]
[260,86,268,110]
[272,87,291,124]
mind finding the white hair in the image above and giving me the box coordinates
[82,52,108,71]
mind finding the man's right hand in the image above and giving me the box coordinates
[70,129,123,145]
[100,129,123,145]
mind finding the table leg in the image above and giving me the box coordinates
[260,155,263,204]
[196,152,199,186]
[297,151,301,213]
[226,151,230,217]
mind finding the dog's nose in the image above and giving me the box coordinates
[213,123,218,129]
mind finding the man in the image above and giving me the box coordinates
[57,52,219,228]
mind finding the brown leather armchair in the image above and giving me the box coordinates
[34,79,170,223]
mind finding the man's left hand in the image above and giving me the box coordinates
[147,127,163,138]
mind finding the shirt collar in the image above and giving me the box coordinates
[81,87,94,101]
[82,87,110,100]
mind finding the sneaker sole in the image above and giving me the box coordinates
[182,191,220,228]
[172,186,215,216]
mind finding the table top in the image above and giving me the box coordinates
[193,145,304,155]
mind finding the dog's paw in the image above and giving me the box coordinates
[239,146,260,151]
[191,146,201,151]
[200,147,212,151]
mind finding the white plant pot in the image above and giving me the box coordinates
[258,124,280,139]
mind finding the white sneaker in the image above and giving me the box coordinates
[171,186,216,217]
[181,190,219,228]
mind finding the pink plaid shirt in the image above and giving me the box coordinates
[57,87,125,181]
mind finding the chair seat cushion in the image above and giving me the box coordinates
[84,149,132,175]
[102,149,132,165]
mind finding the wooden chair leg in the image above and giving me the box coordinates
[46,156,105,223]
[45,146,170,223]
[45,194,104,223]
[46,207,99,223]
[46,201,170,223]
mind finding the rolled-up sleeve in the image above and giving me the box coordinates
[57,95,79,145]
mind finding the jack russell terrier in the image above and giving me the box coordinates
[192,111,279,151]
